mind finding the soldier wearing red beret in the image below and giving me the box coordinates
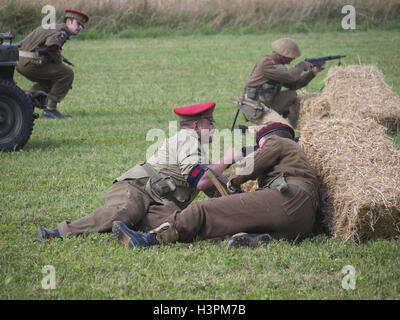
[36,102,243,239]
[16,9,89,118]
[111,122,321,249]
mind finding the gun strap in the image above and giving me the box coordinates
[205,169,228,197]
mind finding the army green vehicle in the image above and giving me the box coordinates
[0,33,47,152]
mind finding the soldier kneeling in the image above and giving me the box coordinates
[243,38,325,128]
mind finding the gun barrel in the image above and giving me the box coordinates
[305,55,345,67]
[323,55,346,60]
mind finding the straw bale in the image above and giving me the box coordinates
[322,65,400,134]
[240,179,259,192]
[300,118,400,242]
[297,92,331,130]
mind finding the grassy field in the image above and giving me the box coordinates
[1,30,400,300]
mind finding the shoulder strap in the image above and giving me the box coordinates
[141,163,163,183]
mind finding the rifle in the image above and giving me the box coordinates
[62,55,74,66]
[231,108,241,132]
[305,55,346,68]
[199,164,245,195]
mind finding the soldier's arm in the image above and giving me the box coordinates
[42,30,67,63]
[195,147,242,191]
[283,70,316,90]
[229,139,282,188]
[262,61,308,84]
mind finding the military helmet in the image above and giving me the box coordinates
[271,38,301,59]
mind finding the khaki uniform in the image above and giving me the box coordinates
[16,24,74,109]
[244,55,315,127]
[58,129,211,236]
[160,136,320,242]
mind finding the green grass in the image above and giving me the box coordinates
[1,30,400,299]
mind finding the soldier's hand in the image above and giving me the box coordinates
[312,63,326,74]
[303,61,313,71]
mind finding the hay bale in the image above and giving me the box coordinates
[300,118,400,242]
[240,179,259,192]
[297,92,331,130]
[322,65,400,134]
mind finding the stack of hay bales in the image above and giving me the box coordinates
[297,65,400,134]
[322,65,400,133]
[239,66,400,242]
[300,118,400,242]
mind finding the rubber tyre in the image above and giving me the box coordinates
[0,80,34,152]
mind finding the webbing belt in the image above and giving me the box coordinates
[19,51,38,59]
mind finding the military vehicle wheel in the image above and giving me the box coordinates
[0,80,34,151]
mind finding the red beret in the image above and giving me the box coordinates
[174,102,216,121]
[174,102,215,116]
[65,9,89,23]
[256,122,295,144]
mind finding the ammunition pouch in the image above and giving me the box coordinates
[142,163,191,205]
[152,176,176,198]
[232,96,266,122]
[266,172,288,193]
[245,87,258,100]
[258,81,282,106]
[142,163,175,200]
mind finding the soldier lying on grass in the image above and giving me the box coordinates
[36,102,243,239]
[111,122,321,249]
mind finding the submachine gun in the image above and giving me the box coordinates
[305,55,346,68]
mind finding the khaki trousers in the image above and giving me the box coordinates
[58,179,179,236]
[168,184,316,242]
[270,90,298,115]
[16,58,74,107]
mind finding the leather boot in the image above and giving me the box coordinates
[112,221,159,249]
[36,226,61,240]
[227,232,272,249]
[42,108,72,119]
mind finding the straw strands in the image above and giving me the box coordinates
[297,92,330,129]
[322,65,400,134]
[240,65,400,242]
[297,65,400,133]
[300,118,400,243]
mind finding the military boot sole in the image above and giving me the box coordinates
[36,226,59,240]
[227,233,272,249]
[112,221,134,248]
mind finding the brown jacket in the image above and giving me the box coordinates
[18,24,71,64]
[230,135,320,198]
[245,55,315,89]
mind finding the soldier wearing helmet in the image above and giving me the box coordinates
[16,9,89,119]
[243,38,325,128]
